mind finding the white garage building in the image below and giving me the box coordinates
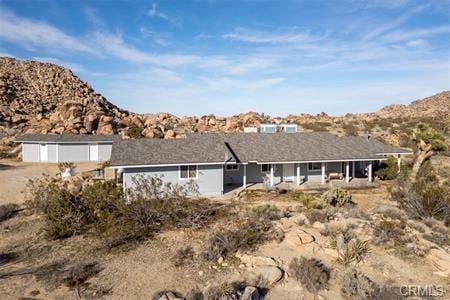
[16,134,119,163]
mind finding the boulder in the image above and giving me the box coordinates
[241,286,261,300]
[250,265,283,286]
[235,252,278,267]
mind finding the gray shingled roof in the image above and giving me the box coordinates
[110,132,411,167]
[110,135,235,166]
[15,134,120,143]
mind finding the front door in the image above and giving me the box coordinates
[89,144,99,161]
[39,144,48,161]
[283,163,295,182]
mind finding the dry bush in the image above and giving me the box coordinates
[291,191,322,209]
[172,246,195,267]
[26,174,224,248]
[329,226,369,265]
[203,281,244,300]
[390,161,449,224]
[57,162,75,172]
[322,187,352,207]
[289,257,330,293]
[248,204,285,221]
[304,209,328,224]
[62,262,103,290]
[341,269,380,300]
[0,203,19,222]
[422,231,450,247]
[373,205,406,220]
[201,219,273,261]
[372,217,409,247]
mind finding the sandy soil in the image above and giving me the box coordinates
[0,159,448,299]
[0,159,100,205]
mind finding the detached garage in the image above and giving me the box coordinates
[15,134,119,163]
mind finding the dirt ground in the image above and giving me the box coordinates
[0,158,448,299]
[0,159,101,205]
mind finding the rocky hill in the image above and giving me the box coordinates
[0,57,448,146]
[373,91,450,119]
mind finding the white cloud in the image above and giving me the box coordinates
[223,27,323,44]
[0,9,95,54]
[382,25,450,42]
[139,27,170,46]
[148,3,168,20]
[406,38,429,48]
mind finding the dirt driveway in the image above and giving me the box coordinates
[0,159,100,205]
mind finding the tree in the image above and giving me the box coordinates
[409,123,448,183]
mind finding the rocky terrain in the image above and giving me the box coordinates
[0,57,449,145]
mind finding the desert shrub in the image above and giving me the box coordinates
[341,269,380,300]
[26,173,223,246]
[289,257,330,293]
[407,220,426,233]
[62,262,103,291]
[422,232,450,247]
[304,209,328,224]
[301,122,332,132]
[25,175,61,213]
[201,220,272,261]
[328,225,369,265]
[172,246,195,267]
[248,204,284,221]
[127,126,143,139]
[291,191,322,209]
[322,187,352,207]
[343,122,359,136]
[45,186,92,239]
[375,156,398,180]
[373,205,406,220]
[390,160,449,224]
[203,281,242,300]
[372,217,408,247]
[0,203,19,222]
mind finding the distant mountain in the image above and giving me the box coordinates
[374,91,449,119]
[0,57,448,144]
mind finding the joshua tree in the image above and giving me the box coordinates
[409,123,447,183]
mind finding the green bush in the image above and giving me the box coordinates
[376,156,398,180]
[26,174,223,247]
[127,126,143,139]
[322,187,352,207]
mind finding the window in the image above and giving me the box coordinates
[282,125,297,133]
[225,164,239,171]
[180,165,197,179]
[261,126,276,133]
[261,164,272,173]
[308,162,322,171]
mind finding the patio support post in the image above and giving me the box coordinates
[296,163,300,185]
[243,164,247,188]
[368,161,373,182]
[346,161,350,183]
[321,162,326,184]
[270,164,274,186]
[352,161,355,178]
[397,155,401,173]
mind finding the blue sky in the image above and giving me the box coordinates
[0,0,449,116]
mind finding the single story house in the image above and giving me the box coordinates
[109,132,412,196]
[16,134,119,163]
